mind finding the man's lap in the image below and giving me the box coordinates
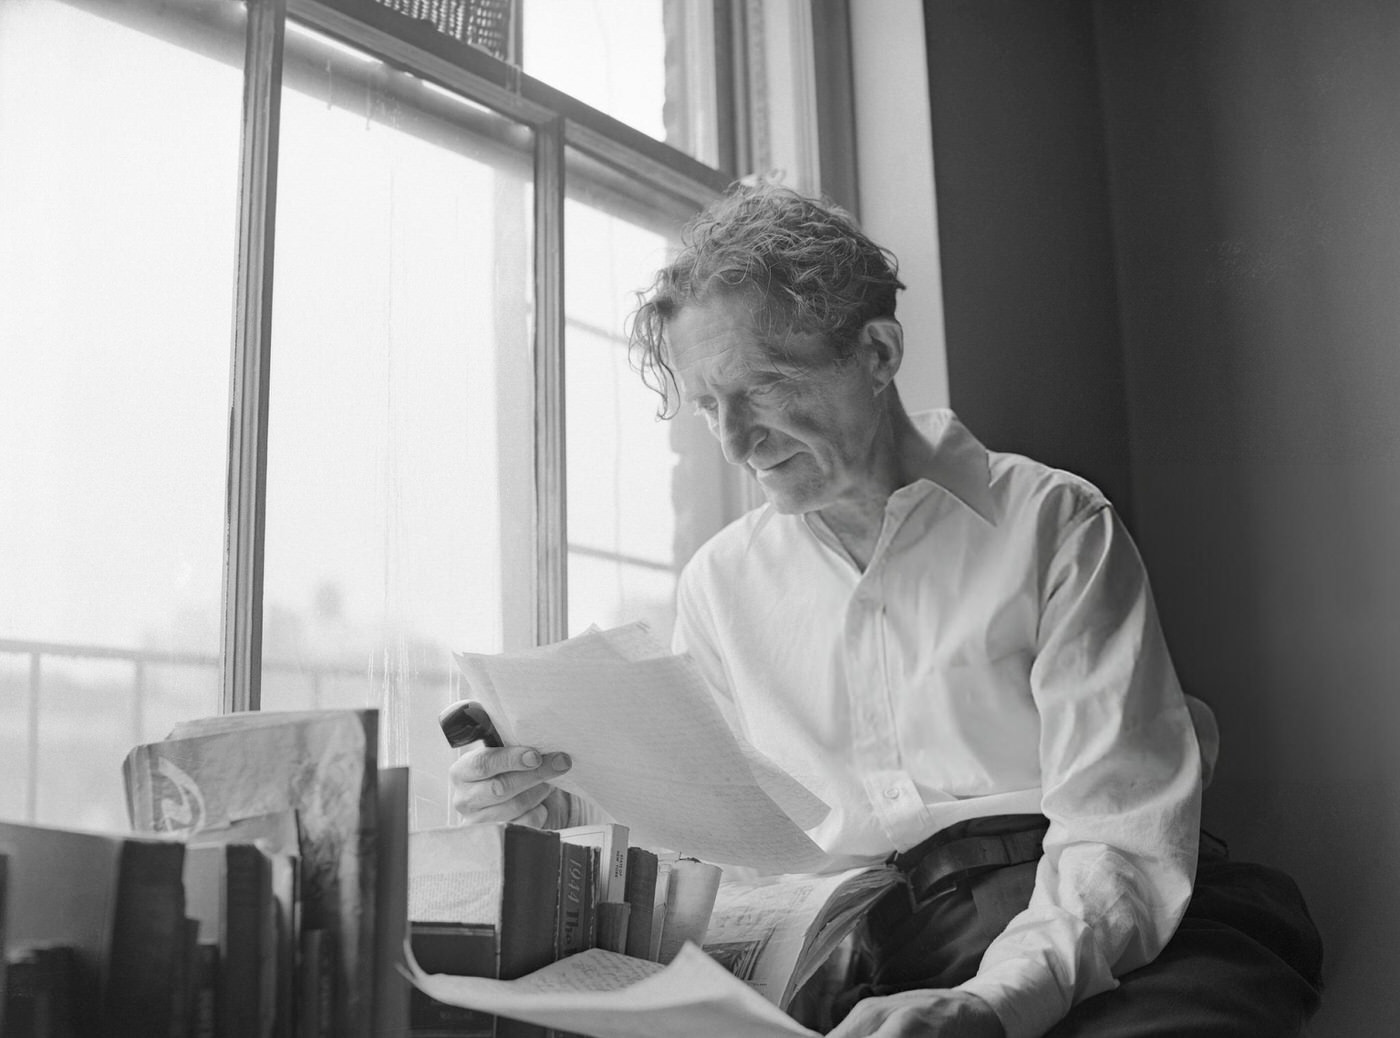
[1044,858,1323,1036]
[835,844,1323,1036]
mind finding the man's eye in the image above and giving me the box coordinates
[692,398,718,416]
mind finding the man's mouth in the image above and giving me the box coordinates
[751,456,795,476]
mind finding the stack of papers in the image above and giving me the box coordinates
[454,623,833,875]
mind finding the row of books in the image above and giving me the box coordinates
[1,703,900,1037]
[406,821,723,1038]
[1,709,407,1038]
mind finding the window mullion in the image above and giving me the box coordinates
[534,116,567,646]
[221,0,286,713]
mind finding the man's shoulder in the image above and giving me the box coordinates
[983,450,1114,554]
[910,409,1113,525]
[987,448,1110,518]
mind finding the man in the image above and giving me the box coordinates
[450,183,1322,1036]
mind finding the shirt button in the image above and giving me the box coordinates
[884,787,902,800]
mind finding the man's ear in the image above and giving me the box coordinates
[858,317,904,392]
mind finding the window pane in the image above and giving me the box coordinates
[262,26,534,830]
[564,159,736,644]
[523,0,719,166]
[0,0,244,830]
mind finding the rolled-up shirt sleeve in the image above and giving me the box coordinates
[958,502,1202,1038]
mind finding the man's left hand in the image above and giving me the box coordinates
[826,990,1005,1038]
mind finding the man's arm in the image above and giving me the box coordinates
[955,501,1202,1038]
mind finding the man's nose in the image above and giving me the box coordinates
[716,399,764,465]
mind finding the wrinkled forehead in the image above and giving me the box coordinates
[665,293,837,384]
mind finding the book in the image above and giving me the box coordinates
[593,902,631,956]
[186,809,302,1038]
[0,852,7,1026]
[123,709,379,1038]
[581,848,599,951]
[648,860,673,961]
[4,943,80,1038]
[373,767,410,1038]
[168,915,200,1038]
[190,941,220,1038]
[655,857,722,965]
[554,840,595,960]
[295,929,332,1038]
[0,820,186,1037]
[404,866,903,1037]
[557,823,629,954]
[621,847,659,960]
[702,865,901,1009]
[408,823,561,1038]
[182,840,276,1038]
[408,922,495,1036]
[556,823,628,904]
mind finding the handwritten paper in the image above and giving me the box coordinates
[404,942,818,1038]
[454,624,832,874]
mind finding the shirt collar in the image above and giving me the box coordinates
[905,409,999,525]
[741,409,999,551]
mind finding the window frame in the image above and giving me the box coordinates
[222,0,740,711]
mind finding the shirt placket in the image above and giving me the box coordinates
[846,489,933,849]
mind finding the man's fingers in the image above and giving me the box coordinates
[449,744,573,822]
[449,743,545,782]
[453,779,554,824]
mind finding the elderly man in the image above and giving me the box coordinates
[451,183,1322,1037]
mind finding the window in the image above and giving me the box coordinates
[1,0,825,832]
[0,0,245,828]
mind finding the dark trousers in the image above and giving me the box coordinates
[834,819,1324,1036]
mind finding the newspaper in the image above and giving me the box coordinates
[405,942,819,1038]
[703,866,903,1009]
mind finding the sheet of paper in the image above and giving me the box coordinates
[404,942,818,1038]
[455,631,832,874]
[506,625,825,829]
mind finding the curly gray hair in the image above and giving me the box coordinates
[627,180,905,417]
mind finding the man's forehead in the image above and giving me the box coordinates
[666,298,835,380]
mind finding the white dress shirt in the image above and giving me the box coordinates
[671,409,1213,1038]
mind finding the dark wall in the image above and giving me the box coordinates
[923,0,1134,522]
[922,1,1400,1032]
[1097,3,1400,1033]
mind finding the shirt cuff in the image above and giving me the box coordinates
[958,957,1106,1038]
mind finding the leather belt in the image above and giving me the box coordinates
[892,814,1050,905]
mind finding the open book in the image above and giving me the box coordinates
[703,865,900,1010]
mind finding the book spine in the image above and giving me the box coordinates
[497,827,561,1038]
[108,838,186,1038]
[168,915,199,1038]
[655,859,722,965]
[594,902,631,955]
[554,842,592,961]
[407,922,496,1036]
[190,941,220,1038]
[297,928,334,1038]
[599,828,628,905]
[223,844,273,1038]
[648,862,673,962]
[583,849,599,950]
[622,848,659,960]
[373,768,411,1038]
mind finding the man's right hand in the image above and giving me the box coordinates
[448,742,573,828]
